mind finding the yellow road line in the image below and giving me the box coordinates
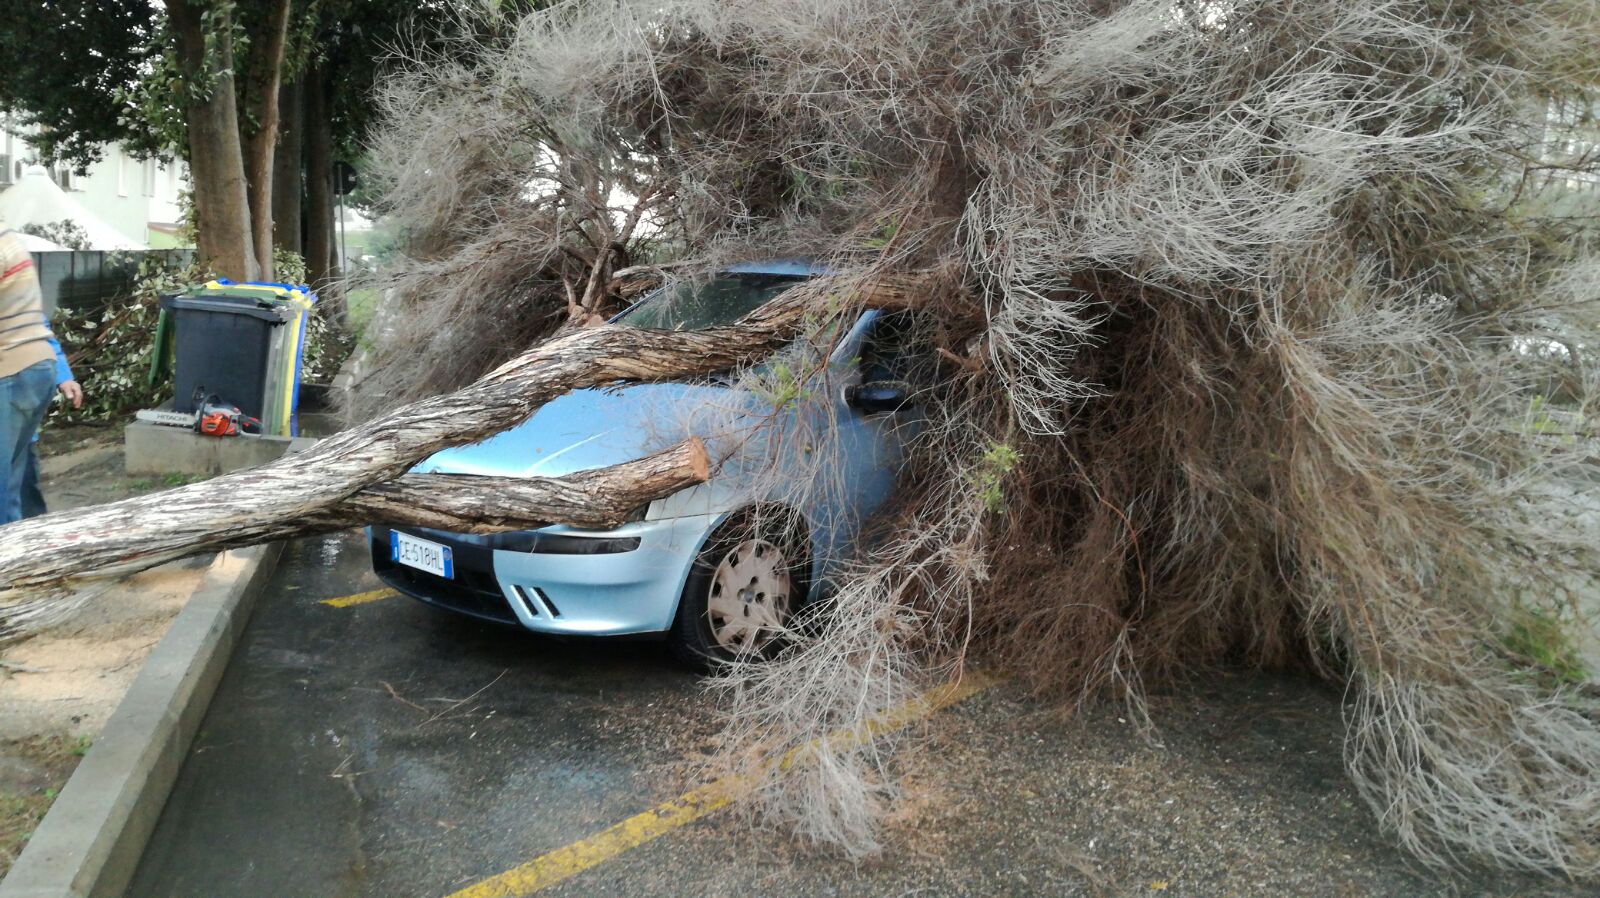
[447,780,740,898]
[446,670,1000,898]
[320,587,399,608]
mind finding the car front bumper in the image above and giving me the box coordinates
[370,513,720,636]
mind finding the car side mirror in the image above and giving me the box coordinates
[845,380,914,414]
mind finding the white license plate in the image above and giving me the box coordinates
[392,531,453,579]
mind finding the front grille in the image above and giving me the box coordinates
[371,528,520,626]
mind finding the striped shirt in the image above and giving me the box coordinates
[0,229,54,378]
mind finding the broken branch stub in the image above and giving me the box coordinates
[0,272,928,636]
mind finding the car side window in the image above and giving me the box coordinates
[858,311,935,385]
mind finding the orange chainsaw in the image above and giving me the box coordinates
[193,394,262,437]
[134,397,261,437]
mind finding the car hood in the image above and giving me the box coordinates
[413,381,750,478]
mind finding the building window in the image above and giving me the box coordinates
[117,154,130,197]
[143,159,157,196]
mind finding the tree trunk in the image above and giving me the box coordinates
[0,274,928,637]
[242,0,294,280]
[166,0,258,282]
[272,78,304,257]
[304,63,336,291]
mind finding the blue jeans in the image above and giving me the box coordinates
[0,360,56,524]
[21,443,45,518]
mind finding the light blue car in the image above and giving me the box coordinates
[369,260,928,665]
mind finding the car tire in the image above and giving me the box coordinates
[669,509,809,669]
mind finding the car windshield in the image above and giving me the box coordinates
[617,273,808,331]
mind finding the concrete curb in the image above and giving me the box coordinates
[0,542,285,898]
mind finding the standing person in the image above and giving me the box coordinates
[21,328,83,518]
[0,225,59,524]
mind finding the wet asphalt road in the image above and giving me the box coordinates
[127,531,720,897]
[127,532,1583,898]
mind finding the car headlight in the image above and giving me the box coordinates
[493,531,642,554]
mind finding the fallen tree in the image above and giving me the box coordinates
[359,0,1600,878]
[0,273,930,638]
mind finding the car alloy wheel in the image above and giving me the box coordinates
[705,537,792,655]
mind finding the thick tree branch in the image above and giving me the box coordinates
[321,438,710,534]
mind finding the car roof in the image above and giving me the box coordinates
[722,258,828,276]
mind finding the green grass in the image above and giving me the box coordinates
[1503,606,1588,686]
[0,736,87,877]
[346,287,380,344]
[126,471,210,492]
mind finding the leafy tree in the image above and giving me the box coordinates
[0,1,162,169]
[289,0,464,287]
[0,0,462,285]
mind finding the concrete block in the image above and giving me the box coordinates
[123,420,311,476]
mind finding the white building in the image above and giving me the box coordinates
[0,117,190,248]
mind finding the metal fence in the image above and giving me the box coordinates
[30,249,196,315]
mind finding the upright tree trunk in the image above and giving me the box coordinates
[272,78,304,257]
[242,0,294,281]
[167,0,257,281]
[304,63,336,292]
